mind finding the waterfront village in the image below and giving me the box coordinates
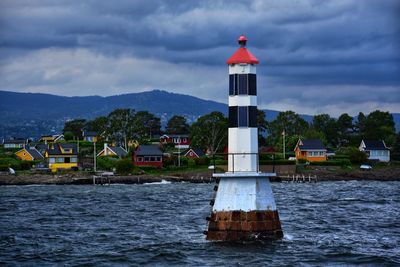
[1,108,399,181]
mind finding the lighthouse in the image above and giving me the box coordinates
[206,36,283,241]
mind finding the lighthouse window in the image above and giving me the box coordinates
[248,74,257,95]
[229,75,235,95]
[238,106,248,127]
[238,74,248,95]
[248,106,257,127]
[229,106,238,127]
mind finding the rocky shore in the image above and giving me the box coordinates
[0,167,399,185]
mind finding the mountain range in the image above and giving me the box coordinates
[0,90,399,139]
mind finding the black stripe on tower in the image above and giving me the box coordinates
[229,106,257,128]
[229,74,257,96]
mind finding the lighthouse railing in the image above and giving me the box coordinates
[211,152,260,173]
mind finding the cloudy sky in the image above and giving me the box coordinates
[0,0,399,116]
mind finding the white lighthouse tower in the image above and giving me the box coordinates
[206,36,283,241]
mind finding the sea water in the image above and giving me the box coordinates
[0,180,399,266]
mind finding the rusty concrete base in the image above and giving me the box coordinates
[206,210,283,241]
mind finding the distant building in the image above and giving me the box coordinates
[2,138,27,149]
[294,139,327,162]
[359,140,390,162]
[133,145,163,168]
[183,148,205,158]
[160,134,190,149]
[15,146,44,161]
[40,134,64,144]
[82,131,98,142]
[97,144,128,158]
[45,143,78,172]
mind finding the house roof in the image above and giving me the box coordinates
[83,131,98,137]
[297,139,326,150]
[35,143,48,153]
[3,138,26,144]
[135,145,163,156]
[362,140,389,150]
[109,146,128,158]
[184,148,205,157]
[47,143,78,155]
[26,147,44,160]
[161,134,189,138]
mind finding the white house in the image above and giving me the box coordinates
[359,140,390,162]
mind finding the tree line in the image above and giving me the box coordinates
[63,109,400,159]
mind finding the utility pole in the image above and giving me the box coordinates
[178,135,181,167]
[93,142,97,172]
[282,130,286,160]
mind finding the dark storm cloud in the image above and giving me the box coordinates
[0,0,399,115]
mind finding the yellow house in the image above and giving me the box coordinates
[40,134,65,144]
[294,139,327,162]
[82,131,98,142]
[15,147,44,161]
[45,143,78,172]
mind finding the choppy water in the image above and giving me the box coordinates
[1,180,399,266]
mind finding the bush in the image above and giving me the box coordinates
[309,159,351,167]
[213,159,227,165]
[97,156,118,171]
[115,158,135,175]
[194,157,210,166]
[20,161,32,170]
[259,160,296,165]
[188,158,196,168]
[297,158,308,164]
[0,157,21,170]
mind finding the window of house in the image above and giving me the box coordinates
[144,157,150,162]
[308,152,312,157]
[71,157,77,163]
[156,157,161,162]
[23,152,26,156]
[57,157,64,163]
[137,157,143,162]
[49,158,56,163]
[65,157,71,163]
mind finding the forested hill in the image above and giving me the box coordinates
[0,89,399,139]
[0,90,227,121]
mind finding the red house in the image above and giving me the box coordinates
[160,134,190,148]
[184,148,205,158]
[133,145,164,168]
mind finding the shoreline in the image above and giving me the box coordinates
[1,166,400,185]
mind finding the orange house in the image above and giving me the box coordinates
[15,147,44,161]
[294,139,327,162]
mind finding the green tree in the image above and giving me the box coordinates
[166,115,189,134]
[266,111,309,148]
[106,109,136,149]
[63,119,86,139]
[311,114,338,147]
[337,113,354,146]
[86,116,108,135]
[355,112,366,134]
[133,111,161,141]
[391,132,400,160]
[257,110,268,146]
[190,112,228,155]
[364,110,396,146]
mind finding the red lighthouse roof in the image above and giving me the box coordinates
[226,35,259,65]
